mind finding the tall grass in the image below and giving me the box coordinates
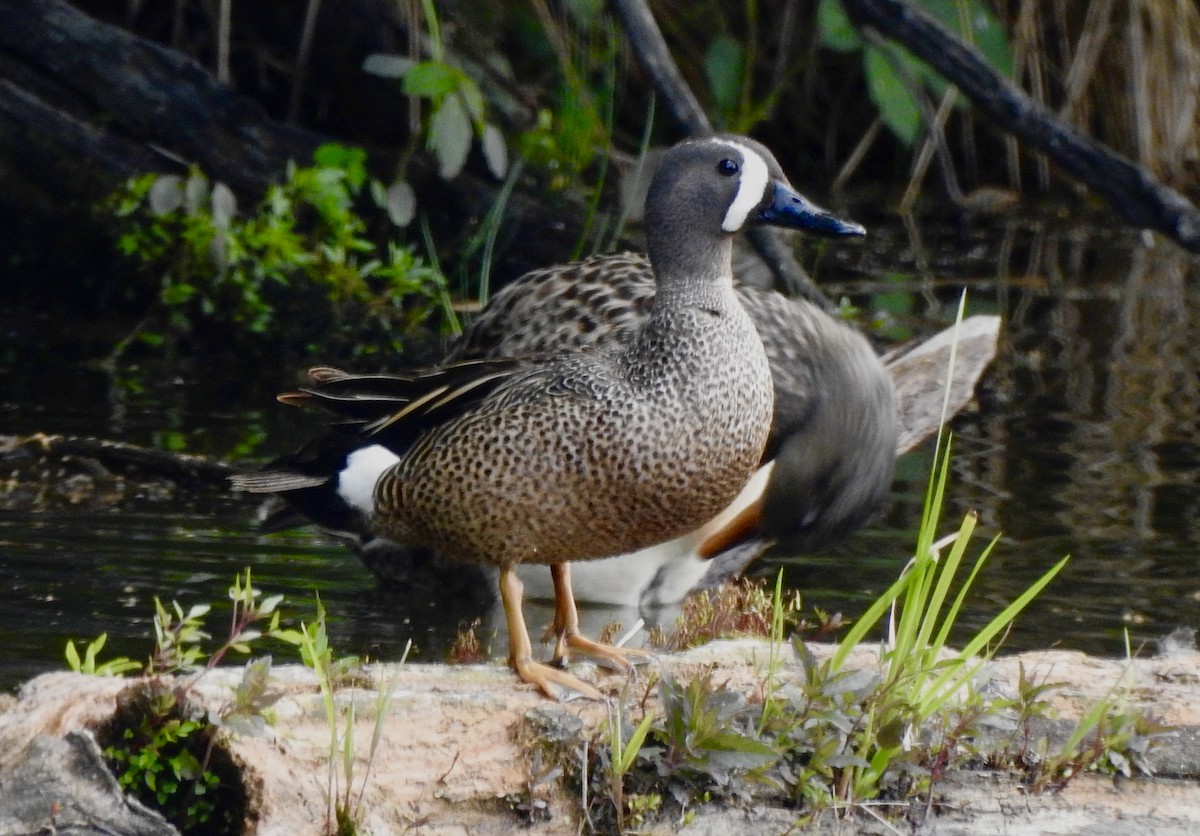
[1002,0,1200,186]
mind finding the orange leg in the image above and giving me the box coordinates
[550,563,653,670]
[500,567,601,701]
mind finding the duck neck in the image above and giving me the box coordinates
[646,230,735,311]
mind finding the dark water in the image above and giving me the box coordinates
[3,217,1198,690]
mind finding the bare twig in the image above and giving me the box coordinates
[842,0,1200,253]
[216,0,231,85]
[287,0,323,124]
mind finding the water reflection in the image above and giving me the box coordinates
[2,218,1199,690]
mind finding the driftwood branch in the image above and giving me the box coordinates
[1,433,236,488]
[608,0,834,309]
[842,0,1200,253]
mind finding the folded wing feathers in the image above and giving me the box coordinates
[230,470,329,493]
[280,359,525,444]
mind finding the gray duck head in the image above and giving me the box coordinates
[643,135,864,282]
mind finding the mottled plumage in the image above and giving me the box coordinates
[449,250,897,556]
[235,135,868,698]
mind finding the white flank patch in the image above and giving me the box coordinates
[713,138,770,232]
[336,445,400,515]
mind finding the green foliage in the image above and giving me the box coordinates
[652,669,779,786]
[64,632,141,677]
[818,0,1012,144]
[1028,655,1173,791]
[521,1,617,185]
[80,571,293,833]
[148,598,213,674]
[704,35,746,124]
[602,697,657,832]
[104,686,227,833]
[81,570,410,836]
[109,143,451,363]
[143,568,288,675]
[584,485,1078,826]
[517,107,605,193]
[362,0,507,243]
[363,55,507,184]
[585,671,777,829]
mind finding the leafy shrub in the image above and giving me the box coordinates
[108,143,453,363]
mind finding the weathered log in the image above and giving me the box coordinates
[841,0,1200,253]
[2,643,1199,833]
[0,0,324,195]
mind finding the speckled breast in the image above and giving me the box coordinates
[372,297,773,569]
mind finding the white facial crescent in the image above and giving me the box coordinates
[712,138,770,233]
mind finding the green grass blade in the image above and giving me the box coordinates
[919,555,1069,716]
[618,713,655,776]
[913,510,977,656]
[931,528,998,652]
[830,568,917,672]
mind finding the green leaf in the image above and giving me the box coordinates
[431,95,473,179]
[273,628,306,646]
[403,61,458,100]
[864,46,922,145]
[818,0,862,52]
[457,80,486,127]
[703,731,778,761]
[83,634,105,668]
[161,283,197,306]
[234,656,273,710]
[704,35,744,117]
[210,182,237,228]
[314,143,369,189]
[617,713,655,775]
[183,172,209,215]
[921,0,1012,78]
[65,640,82,672]
[147,175,185,216]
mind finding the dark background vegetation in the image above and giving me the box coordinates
[0,0,1196,374]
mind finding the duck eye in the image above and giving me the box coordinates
[717,158,739,176]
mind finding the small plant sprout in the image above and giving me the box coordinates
[276,597,409,835]
[219,569,285,662]
[64,632,141,676]
[757,570,792,736]
[1031,632,1171,791]
[147,598,213,675]
[605,696,655,833]
[145,569,289,677]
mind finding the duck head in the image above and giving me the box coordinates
[644,134,865,244]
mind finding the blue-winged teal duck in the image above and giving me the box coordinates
[235,135,867,699]
[444,251,898,610]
